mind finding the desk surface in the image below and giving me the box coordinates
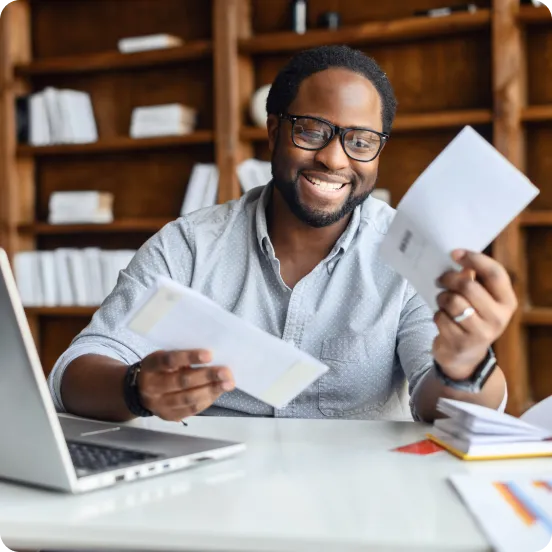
[0,416,549,552]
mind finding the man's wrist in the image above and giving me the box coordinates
[433,348,497,394]
[123,361,153,417]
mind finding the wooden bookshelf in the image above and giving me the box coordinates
[0,0,550,414]
[14,41,213,76]
[239,10,491,53]
[25,306,98,317]
[18,218,174,235]
[16,132,215,157]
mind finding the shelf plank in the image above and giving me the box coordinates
[518,5,552,24]
[523,307,552,326]
[16,131,214,156]
[239,10,491,54]
[241,109,493,141]
[25,306,98,317]
[520,211,552,226]
[18,218,174,235]
[14,41,213,76]
[522,105,552,122]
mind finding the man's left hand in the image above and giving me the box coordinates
[433,249,518,381]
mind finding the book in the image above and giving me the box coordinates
[130,103,197,139]
[427,397,552,460]
[48,191,114,224]
[117,34,183,54]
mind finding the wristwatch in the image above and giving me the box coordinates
[433,347,497,393]
[123,361,153,417]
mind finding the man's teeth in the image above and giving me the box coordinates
[305,175,346,191]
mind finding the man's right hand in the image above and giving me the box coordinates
[137,349,235,422]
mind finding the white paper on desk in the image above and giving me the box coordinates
[122,277,329,409]
[522,396,552,433]
[379,126,539,311]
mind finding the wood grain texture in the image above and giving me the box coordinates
[491,0,529,416]
[15,41,212,76]
[526,125,552,210]
[241,10,491,53]
[250,0,491,34]
[526,228,552,307]
[527,26,552,105]
[31,0,212,58]
[528,327,552,403]
[18,218,174,235]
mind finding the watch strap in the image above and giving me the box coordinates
[123,361,153,417]
[434,347,497,393]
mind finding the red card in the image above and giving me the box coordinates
[393,439,444,455]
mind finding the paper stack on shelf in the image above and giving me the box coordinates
[14,249,136,307]
[130,103,197,139]
[16,87,98,146]
[180,163,219,215]
[237,158,272,192]
[48,191,114,225]
[118,34,183,54]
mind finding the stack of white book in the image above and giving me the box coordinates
[27,87,98,146]
[180,163,219,215]
[48,191,114,225]
[130,103,197,139]
[14,249,136,307]
[237,158,272,192]
[118,34,183,54]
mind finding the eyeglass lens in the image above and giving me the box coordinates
[292,117,382,161]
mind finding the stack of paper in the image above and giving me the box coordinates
[48,191,114,224]
[427,398,552,460]
[379,126,539,311]
[130,103,197,139]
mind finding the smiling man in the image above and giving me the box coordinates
[49,45,514,424]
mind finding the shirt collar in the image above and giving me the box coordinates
[255,183,363,259]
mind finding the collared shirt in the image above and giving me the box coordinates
[48,185,439,421]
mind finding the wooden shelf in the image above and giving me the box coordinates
[16,131,214,157]
[25,306,98,317]
[523,307,552,326]
[522,105,552,123]
[520,211,552,226]
[18,218,174,235]
[518,5,552,24]
[241,109,493,141]
[14,41,213,76]
[239,10,491,54]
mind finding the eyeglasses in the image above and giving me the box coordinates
[279,113,389,163]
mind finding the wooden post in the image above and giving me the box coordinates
[213,0,254,204]
[491,0,530,415]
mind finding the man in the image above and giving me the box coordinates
[49,45,514,424]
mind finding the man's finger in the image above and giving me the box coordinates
[450,250,517,308]
[163,381,233,413]
[144,365,234,394]
[143,349,213,373]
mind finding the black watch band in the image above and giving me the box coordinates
[433,347,497,394]
[123,361,153,417]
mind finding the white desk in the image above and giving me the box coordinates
[0,417,549,552]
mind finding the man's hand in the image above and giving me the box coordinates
[137,349,235,422]
[433,249,518,380]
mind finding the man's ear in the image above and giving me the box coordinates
[267,114,279,153]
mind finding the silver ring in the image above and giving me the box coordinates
[453,307,475,324]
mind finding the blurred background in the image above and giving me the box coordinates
[0,0,550,416]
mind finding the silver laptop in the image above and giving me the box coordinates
[0,248,245,493]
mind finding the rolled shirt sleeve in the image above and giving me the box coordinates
[47,219,195,412]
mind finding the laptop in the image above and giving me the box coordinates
[0,248,245,493]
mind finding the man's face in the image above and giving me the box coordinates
[268,67,384,228]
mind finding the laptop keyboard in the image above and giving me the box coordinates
[67,441,160,477]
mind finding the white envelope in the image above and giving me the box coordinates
[123,277,329,409]
[379,126,539,311]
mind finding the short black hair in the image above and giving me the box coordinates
[266,45,397,134]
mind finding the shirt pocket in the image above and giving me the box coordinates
[318,334,393,417]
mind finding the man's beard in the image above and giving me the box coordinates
[271,166,375,229]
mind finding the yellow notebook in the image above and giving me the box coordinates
[427,398,552,461]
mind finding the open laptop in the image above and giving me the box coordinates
[0,248,245,493]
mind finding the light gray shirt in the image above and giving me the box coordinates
[48,185,439,421]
